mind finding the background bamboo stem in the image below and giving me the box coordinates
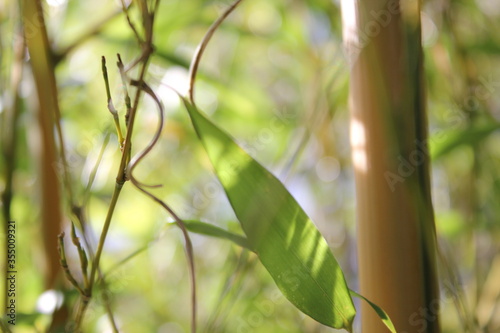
[22,0,63,293]
[341,0,440,331]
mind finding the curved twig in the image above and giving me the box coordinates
[188,0,244,103]
[77,2,159,330]
[126,81,197,333]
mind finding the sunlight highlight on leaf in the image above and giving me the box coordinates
[183,220,251,250]
[182,99,356,330]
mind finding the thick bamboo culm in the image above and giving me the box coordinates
[341,0,440,332]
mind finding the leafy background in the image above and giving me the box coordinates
[1,0,500,332]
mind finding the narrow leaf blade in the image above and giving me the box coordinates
[183,220,251,250]
[183,222,397,333]
[183,99,355,330]
[350,290,397,333]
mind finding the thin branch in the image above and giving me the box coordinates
[120,0,143,45]
[23,0,65,297]
[58,233,86,295]
[188,0,244,103]
[127,81,197,333]
[23,3,118,329]
[102,56,125,146]
[88,3,158,290]
[117,54,132,128]
[99,277,120,333]
[77,1,161,328]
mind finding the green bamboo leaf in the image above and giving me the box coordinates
[181,220,397,332]
[182,99,355,330]
[430,122,500,160]
[183,220,251,250]
[349,290,397,333]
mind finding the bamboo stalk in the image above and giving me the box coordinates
[22,1,71,330]
[22,0,63,292]
[341,0,440,331]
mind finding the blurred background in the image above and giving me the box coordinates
[1,0,499,331]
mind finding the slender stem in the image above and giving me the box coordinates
[133,184,197,333]
[74,182,122,330]
[91,0,156,289]
[74,296,90,332]
[78,2,159,328]
[181,1,249,327]
[102,56,125,146]
[127,82,197,333]
[100,278,120,333]
[22,1,114,329]
[120,0,142,45]
[115,51,152,185]
[188,0,244,103]
[83,134,111,207]
[22,0,65,296]
[117,54,133,128]
[1,20,24,313]
[58,234,86,295]
[88,183,123,291]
